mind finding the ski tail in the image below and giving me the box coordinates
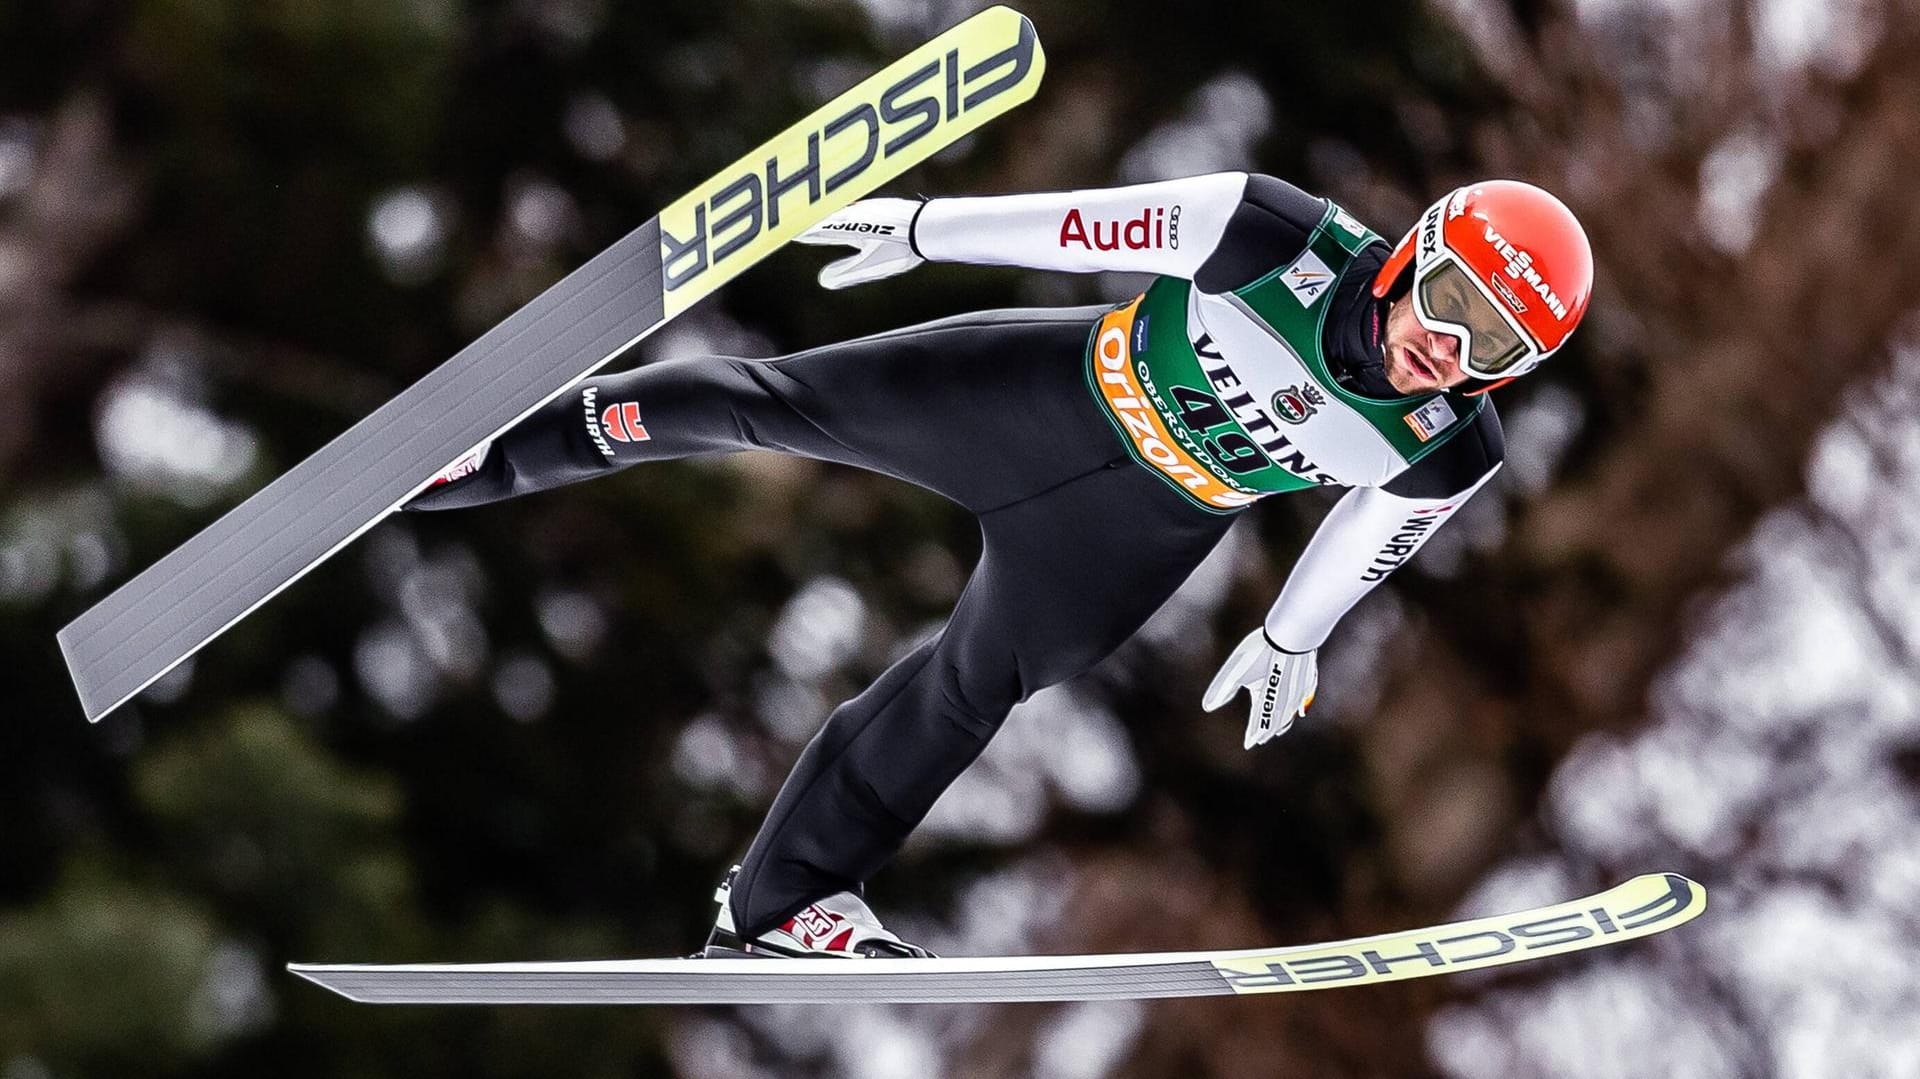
[57,6,1046,723]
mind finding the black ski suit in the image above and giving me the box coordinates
[407,173,1503,937]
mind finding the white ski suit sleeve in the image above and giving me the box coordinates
[911,171,1510,660]
[1262,467,1501,652]
[911,172,1251,278]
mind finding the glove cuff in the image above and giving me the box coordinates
[1262,629,1311,656]
[907,198,928,260]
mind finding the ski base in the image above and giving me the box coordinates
[290,872,1704,1005]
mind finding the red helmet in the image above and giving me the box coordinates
[1372,180,1594,379]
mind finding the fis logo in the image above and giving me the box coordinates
[660,21,1038,296]
[1282,250,1337,306]
[1058,205,1180,251]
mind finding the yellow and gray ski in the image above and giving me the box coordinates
[290,872,1704,1005]
[58,6,1046,722]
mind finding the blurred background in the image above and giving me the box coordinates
[4,0,1918,1075]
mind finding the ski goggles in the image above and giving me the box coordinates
[1410,257,1544,378]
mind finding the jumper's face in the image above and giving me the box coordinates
[1383,296,1473,394]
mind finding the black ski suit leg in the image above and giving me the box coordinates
[728,459,1234,938]
[403,303,1239,939]
[404,355,886,511]
[405,305,1123,514]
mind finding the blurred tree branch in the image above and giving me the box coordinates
[1012,3,1920,1077]
[1379,0,1920,885]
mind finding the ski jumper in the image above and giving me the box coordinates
[406,173,1506,937]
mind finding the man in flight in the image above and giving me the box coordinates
[408,172,1594,958]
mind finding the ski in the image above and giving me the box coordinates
[289,872,1704,1005]
[57,6,1046,723]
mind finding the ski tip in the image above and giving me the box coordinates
[1662,871,1708,914]
[1634,870,1706,896]
[976,5,1034,27]
[1613,871,1709,930]
[958,6,1045,80]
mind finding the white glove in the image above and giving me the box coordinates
[793,197,925,289]
[1201,629,1318,749]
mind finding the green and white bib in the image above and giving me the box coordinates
[1084,202,1484,513]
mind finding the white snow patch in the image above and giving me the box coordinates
[564,93,625,162]
[96,358,259,506]
[672,713,764,798]
[354,620,437,721]
[1429,962,1743,1079]
[1033,999,1145,1079]
[769,575,868,681]
[1756,0,1879,77]
[1697,129,1781,254]
[506,176,577,247]
[754,675,832,745]
[831,1006,943,1079]
[535,588,609,663]
[0,119,36,199]
[187,939,274,1042]
[368,185,449,284]
[1119,73,1272,184]
[1500,383,1585,495]
[490,650,555,723]
[918,686,1139,845]
[1135,517,1255,660]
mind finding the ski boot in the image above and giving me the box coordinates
[700,866,936,958]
